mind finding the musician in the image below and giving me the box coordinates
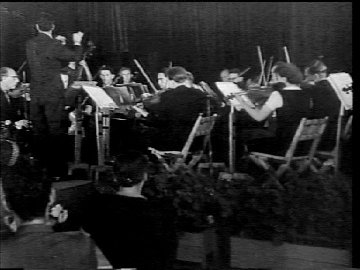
[303,59,341,151]
[26,12,84,179]
[234,62,311,155]
[0,67,29,140]
[116,67,135,84]
[157,67,169,90]
[185,71,203,90]
[219,69,230,82]
[229,68,246,89]
[145,66,209,150]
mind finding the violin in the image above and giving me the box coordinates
[7,83,30,99]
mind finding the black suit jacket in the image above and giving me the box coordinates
[145,85,208,150]
[0,90,25,122]
[26,33,83,99]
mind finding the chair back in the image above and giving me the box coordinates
[181,113,217,159]
[285,117,329,160]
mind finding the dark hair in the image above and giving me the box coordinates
[36,12,55,32]
[158,67,169,76]
[113,151,149,188]
[307,59,327,75]
[119,67,131,74]
[1,158,50,221]
[273,61,303,84]
[99,65,114,75]
[0,67,11,81]
[229,68,241,74]
[166,66,188,83]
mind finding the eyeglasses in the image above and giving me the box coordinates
[6,75,19,79]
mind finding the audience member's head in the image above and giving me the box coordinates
[271,61,303,85]
[220,69,230,82]
[35,12,55,33]
[118,67,133,84]
[157,67,169,90]
[98,65,115,87]
[113,151,150,189]
[0,67,20,91]
[1,157,51,223]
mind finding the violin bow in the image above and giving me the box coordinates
[133,59,159,94]
[256,46,266,86]
[265,56,274,85]
[283,46,291,63]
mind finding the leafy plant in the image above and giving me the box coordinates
[142,157,352,248]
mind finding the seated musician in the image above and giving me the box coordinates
[229,68,247,89]
[233,61,311,155]
[185,71,203,90]
[303,59,341,151]
[0,67,30,142]
[115,66,135,84]
[219,68,230,82]
[157,67,170,91]
[145,66,209,151]
[68,65,117,165]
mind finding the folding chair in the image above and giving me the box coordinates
[149,113,218,172]
[249,117,329,177]
[315,113,352,173]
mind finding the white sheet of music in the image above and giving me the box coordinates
[215,82,255,108]
[327,73,353,110]
[82,85,119,109]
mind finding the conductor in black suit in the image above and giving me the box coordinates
[26,12,84,179]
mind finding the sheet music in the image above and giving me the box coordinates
[327,73,353,110]
[215,82,255,108]
[82,85,119,109]
[103,86,129,106]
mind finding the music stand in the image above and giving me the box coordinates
[103,86,133,106]
[215,82,250,173]
[326,73,353,175]
[82,86,118,166]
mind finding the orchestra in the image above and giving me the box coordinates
[0,11,352,182]
[0,5,354,270]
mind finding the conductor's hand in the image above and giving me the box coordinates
[72,31,84,46]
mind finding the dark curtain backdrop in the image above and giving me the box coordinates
[1,2,352,83]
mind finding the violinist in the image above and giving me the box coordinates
[157,67,169,91]
[228,68,246,89]
[145,66,209,151]
[115,67,136,85]
[219,69,230,82]
[303,59,341,152]
[233,61,311,156]
[141,67,170,107]
[185,72,203,91]
[0,67,30,138]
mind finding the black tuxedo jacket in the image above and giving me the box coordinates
[26,33,83,99]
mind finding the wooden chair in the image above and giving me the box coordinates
[315,113,352,173]
[149,113,218,172]
[249,117,329,177]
